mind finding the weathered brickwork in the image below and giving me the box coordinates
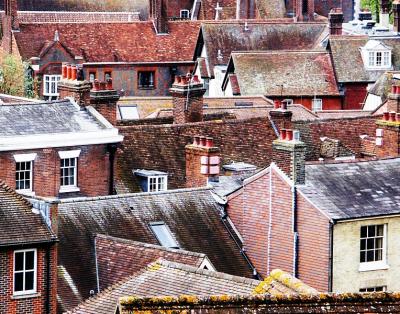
[0,145,111,198]
[0,245,57,314]
[376,121,400,158]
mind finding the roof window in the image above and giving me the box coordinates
[149,222,179,248]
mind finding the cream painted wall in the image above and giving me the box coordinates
[332,216,400,292]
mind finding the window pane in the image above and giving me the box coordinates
[25,271,34,290]
[367,250,374,261]
[377,225,384,236]
[367,238,374,250]
[150,223,179,248]
[360,239,366,250]
[25,251,34,270]
[14,272,24,291]
[15,252,24,271]
[368,225,375,237]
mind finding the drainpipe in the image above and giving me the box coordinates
[94,237,101,293]
[45,246,51,314]
[292,185,299,278]
[107,143,117,195]
[328,221,334,292]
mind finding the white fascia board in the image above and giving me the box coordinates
[0,130,123,151]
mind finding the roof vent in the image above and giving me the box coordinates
[217,49,223,62]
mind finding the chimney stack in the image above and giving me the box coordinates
[394,0,400,34]
[375,83,400,158]
[329,8,344,35]
[1,0,19,54]
[90,78,120,126]
[170,74,206,124]
[58,64,92,107]
[269,100,293,133]
[272,130,306,185]
[295,0,314,22]
[236,0,256,19]
[150,0,168,33]
[380,0,390,28]
[185,136,220,188]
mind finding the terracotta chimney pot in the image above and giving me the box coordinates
[383,111,390,121]
[280,128,287,140]
[205,137,213,148]
[200,136,206,147]
[286,129,294,141]
[193,136,200,146]
[390,111,396,122]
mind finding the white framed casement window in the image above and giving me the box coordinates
[366,51,391,69]
[14,153,37,195]
[43,75,61,97]
[180,9,190,19]
[59,150,80,193]
[13,249,37,296]
[149,222,179,248]
[312,98,323,111]
[359,224,388,271]
[147,175,167,192]
[360,286,387,292]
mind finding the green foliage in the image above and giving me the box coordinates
[23,62,38,99]
[0,54,25,96]
[361,0,393,22]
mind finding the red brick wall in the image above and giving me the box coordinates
[376,122,400,158]
[185,145,219,188]
[343,83,367,110]
[0,245,57,314]
[0,145,111,198]
[273,96,342,111]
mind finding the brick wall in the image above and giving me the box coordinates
[376,121,400,158]
[0,145,111,198]
[0,245,57,314]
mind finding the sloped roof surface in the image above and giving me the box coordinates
[15,21,200,62]
[57,188,253,311]
[200,22,328,75]
[0,100,104,136]
[299,158,400,220]
[69,259,259,314]
[230,51,339,96]
[95,234,209,291]
[0,181,55,246]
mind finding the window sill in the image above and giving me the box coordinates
[11,292,40,300]
[359,262,389,272]
[138,87,155,90]
[59,186,80,193]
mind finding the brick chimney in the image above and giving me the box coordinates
[329,8,344,35]
[375,84,400,158]
[236,0,256,19]
[295,0,314,22]
[380,0,390,28]
[58,63,92,107]
[185,136,220,188]
[90,79,120,126]
[170,74,206,124]
[150,0,168,33]
[394,0,400,34]
[269,100,293,133]
[2,0,19,54]
[272,129,306,185]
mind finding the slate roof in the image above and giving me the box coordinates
[0,100,104,136]
[299,158,400,220]
[69,259,259,314]
[95,234,212,291]
[329,36,400,83]
[226,51,339,97]
[0,181,55,246]
[57,188,253,312]
[196,22,328,77]
[15,21,200,62]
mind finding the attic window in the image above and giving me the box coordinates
[361,40,392,70]
[133,169,168,192]
[180,9,190,19]
[149,222,179,248]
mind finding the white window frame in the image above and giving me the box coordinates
[13,249,37,296]
[359,224,388,272]
[312,98,323,111]
[43,74,61,97]
[59,150,80,193]
[180,9,190,19]
[365,50,392,69]
[360,286,387,292]
[147,175,167,192]
[14,153,36,195]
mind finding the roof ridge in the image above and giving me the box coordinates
[95,234,207,258]
[59,186,212,203]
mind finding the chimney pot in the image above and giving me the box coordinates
[281,101,287,111]
[181,76,188,85]
[396,113,400,122]
[205,137,213,148]
[100,81,107,91]
[192,75,200,84]
[193,136,200,146]
[92,79,100,91]
[66,65,72,80]
[274,100,280,109]
[173,76,181,85]
[280,128,287,140]
[286,129,294,141]
[390,111,396,122]
[62,63,68,79]
[383,112,390,121]
[106,78,113,90]
[71,65,77,80]
[200,136,207,147]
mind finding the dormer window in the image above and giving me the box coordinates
[133,169,168,193]
[361,40,392,70]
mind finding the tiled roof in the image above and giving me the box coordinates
[95,234,211,291]
[69,259,259,314]
[0,100,105,136]
[256,0,286,19]
[15,21,200,62]
[198,22,328,76]
[0,181,55,246]
[329,36,400,83]
[229,51,339,97]
[57,188,253,311]
[316,110,373,119]
[299,158,400,220]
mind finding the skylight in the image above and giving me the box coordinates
[149,222,179,249]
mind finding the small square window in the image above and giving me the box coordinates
[180,9,190,19]
[43,74,61,97]
[147,176,167,192]
[14,249,37,295]
[138,71,155,89]
[149,222,179,248]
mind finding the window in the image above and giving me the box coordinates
[88,72,96,82]
[59,150,80,193]
[366,51,391,68]
[148,176,167,192]
[312,98,323,111]
[118,105,139,120]
[180,9,190,19]
[138,71,155,89]
[368,51,375,67]
[360,286,386,292]
[149,222,179,248]
[383,51,390,66]
[14,249,37,295]
[104,72,112,80]
[43,75,61,97]
[16,161,32,192]
[360,224,387,271]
